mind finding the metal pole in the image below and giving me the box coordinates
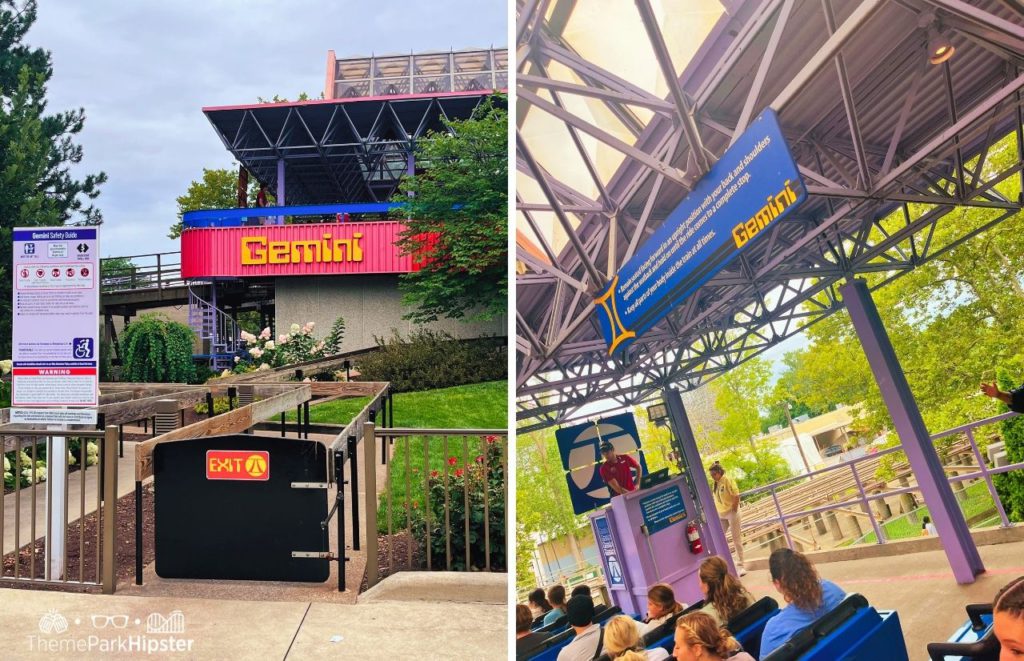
[303,401,310,439]
[135,480,143,585]
[965,428,1011,527]
[770,487,794,550]
[364,423,379,588]
[663,388,736,575]
[280,412,286,437]
[228,386,236,411]
[841,278,983,583]
[335,449,347,592]
[101,426,118,594]
[348,435,361,551]
[784,402,812,474]
[850,464,885,544]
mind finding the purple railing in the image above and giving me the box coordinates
[735,411,1023,555]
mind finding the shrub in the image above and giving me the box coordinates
[356,330,505,392]
[194,396,232,416]
[231,316,345,374]
[120,314,196,383]
[994,368,1024,522]
[405,436,506,571]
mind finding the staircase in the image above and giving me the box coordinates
[188,286,242,372]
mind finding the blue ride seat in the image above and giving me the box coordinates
[728,596,781,659]
[522,607,623,661]
[926,603,999,661]
[761,593,909,661]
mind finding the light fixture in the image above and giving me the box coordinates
[927,26,955,65]
[647,402,668,423]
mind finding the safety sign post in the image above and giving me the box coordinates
[10,226,100,580]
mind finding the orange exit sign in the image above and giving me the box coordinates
[206,450,270,481]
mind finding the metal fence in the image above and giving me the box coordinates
[1,426,119,592]
[735,411,1023,560]
[363,424,507,589]
[100,252,182,293]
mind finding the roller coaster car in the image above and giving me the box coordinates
[761,593,909,661]
[926,603,1000,661]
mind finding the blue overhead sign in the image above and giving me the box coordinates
[594,109,806,354]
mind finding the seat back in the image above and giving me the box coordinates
[593,606,623,625]
[519,628,574,661]
[730,596,781,659]
[761,593,869,661]
[926,606,999,661]
[537,614,569,633]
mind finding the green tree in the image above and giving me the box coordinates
[167,167,270,239]
[394,96,507,322]
[0,0,106,356]
[516,428,589,587]
[707,357,773,453]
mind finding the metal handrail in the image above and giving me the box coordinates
[374,427,507,436]
[734,411,1022,552]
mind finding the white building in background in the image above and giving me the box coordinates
[761,405,864,474]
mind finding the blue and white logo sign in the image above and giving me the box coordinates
[594,516,625,588]
[594,108,806,355]
[72,338,94,360]
[23,243,35,255]
[555,413,647,515]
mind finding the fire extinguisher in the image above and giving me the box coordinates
[686,521,703,554]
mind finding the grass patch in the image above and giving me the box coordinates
[288,381,508,537]
[288,380,507,428]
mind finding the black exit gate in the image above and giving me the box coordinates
[153,434,330,582]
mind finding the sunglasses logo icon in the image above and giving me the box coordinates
[91,614,129,629]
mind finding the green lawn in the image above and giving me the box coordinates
[290,381,508,535]
[841,480,998,546]
[288,380,507,428]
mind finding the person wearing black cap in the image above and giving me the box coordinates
[599,441,642,495]
[557,594,604,661]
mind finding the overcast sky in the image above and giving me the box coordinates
[28,0,507,257]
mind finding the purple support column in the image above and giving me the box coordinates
[276,158,286,225]
[841,278,983,583]
[663,387,737,576]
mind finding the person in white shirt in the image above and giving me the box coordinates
[557,595,604,661]
[604,615,669,660]
[640,583,686,635]
[921,515,938,537]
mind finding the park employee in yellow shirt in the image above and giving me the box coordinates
[710,462,746,576]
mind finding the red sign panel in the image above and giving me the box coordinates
[206,450,270,481]
[181,221,420,278]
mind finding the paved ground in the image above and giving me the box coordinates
[3,443,138,556]
[0,578,507,660]
[740,536,1024,657]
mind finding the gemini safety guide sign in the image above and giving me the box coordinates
[11,227,100,408]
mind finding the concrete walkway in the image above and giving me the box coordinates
[3,442,138,556]
[0,575,506,660]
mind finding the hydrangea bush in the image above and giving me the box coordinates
[224,316,345,376]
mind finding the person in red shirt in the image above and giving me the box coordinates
[599,441,641,495]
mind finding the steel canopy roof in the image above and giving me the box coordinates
[516,0,1024,432]
[203,91,501,205]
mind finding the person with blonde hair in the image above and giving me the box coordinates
[619,652,650,661]
[672,611,754,661]
[993,575,1024,658]
[604,615,669,660]
[759,548,846,656]
[641,583,687,633]
[698,556,755,626]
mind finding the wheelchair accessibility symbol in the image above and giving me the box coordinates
[73,338,94,359]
